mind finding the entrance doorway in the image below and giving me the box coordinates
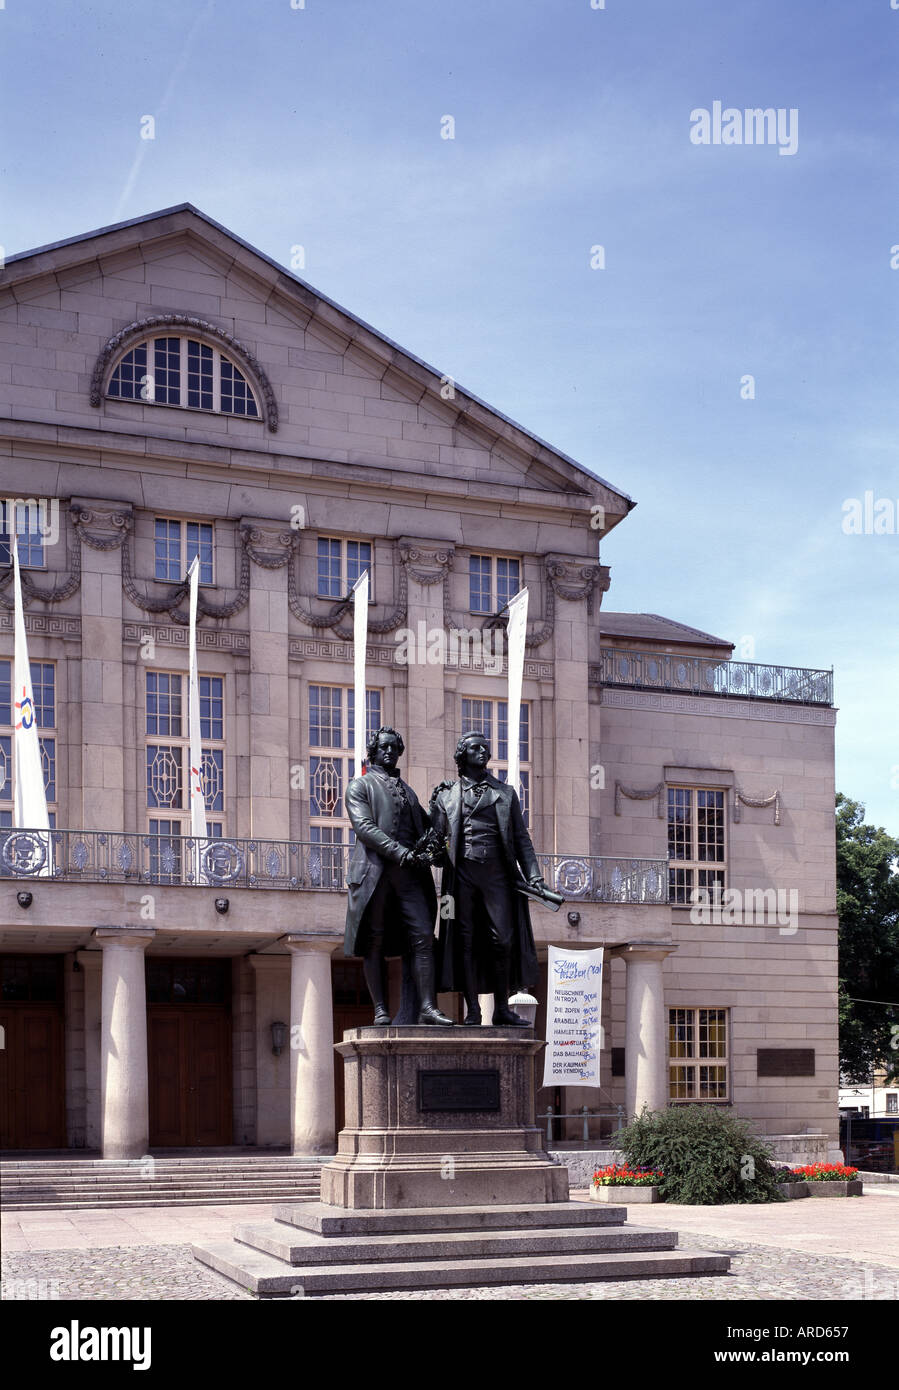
[0,955,65,1149]
[147,958,232,1147]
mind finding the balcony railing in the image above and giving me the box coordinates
[0,828,667,904]
[598,648,833,706]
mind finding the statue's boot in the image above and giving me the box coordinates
[461,945,481,1024]
[363,953,391,1025]
[413,953,454,1026]
[491,957,530,1027]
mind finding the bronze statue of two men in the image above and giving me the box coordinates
[343,727,548,1027]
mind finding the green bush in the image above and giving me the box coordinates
[612,1105,786,1204]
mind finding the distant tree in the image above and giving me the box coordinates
[836,794,899,1083]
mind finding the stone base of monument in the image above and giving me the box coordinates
[320,1025,568,1208]
[192,1028,730,1295]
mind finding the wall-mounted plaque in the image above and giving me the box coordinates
[757,1048,815,1078]
[418,1069,501,1112]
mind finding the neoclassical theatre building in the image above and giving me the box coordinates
[0,206,839,1160]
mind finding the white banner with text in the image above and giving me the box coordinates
[542,945,603,1088]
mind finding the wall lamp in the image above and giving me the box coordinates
[271,1021,287,1056]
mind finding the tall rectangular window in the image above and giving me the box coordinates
[667,786,726,904]
[145,671,225,847]
[154,518,214,584]
[0,659,57,829]
[460,696,530,825]
[468,554,520,614]
[669,1007,729,1101]
[316,537,372,600]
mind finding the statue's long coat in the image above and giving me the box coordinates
[343,771,437,958]
[431,775,539,995]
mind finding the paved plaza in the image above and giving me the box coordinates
[2,1189,897,1301]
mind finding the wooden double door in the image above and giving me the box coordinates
[148,1008,232,1147]
[0,1004,65,1149]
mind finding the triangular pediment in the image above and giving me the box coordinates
[1,204,634,522]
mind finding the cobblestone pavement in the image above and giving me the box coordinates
[2,1234,898,1301]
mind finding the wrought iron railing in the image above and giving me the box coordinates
[0,828,668,903]
[598,648,833,706]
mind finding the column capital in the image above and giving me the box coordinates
[398,536,455,584]
[611,940,678,964]
[280,935,337,956]
[92,926,156,949]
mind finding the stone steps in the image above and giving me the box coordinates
[0,1158,323,1210]
[233,1218,679,1266]
[195,1235,728,1296]
[192,1200,730,1295]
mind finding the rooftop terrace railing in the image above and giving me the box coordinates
[598,648,833,706]
[0,829,668,904]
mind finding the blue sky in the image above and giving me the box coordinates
[1,0,897,831]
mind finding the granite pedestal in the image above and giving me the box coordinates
[319,1026,567,1208]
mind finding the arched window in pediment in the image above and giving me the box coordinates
[90,315,278,431]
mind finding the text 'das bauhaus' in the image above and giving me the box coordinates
[542,945,603,1090]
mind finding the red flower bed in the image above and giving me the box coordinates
[592,1164,664,1188]
[787,1162,859,1183]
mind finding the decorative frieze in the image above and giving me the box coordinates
[0,612,81,639]
[123,622,249,653]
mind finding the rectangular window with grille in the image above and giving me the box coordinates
[669,1007,729,1101]
[667,786,726,904]
[0,658,57,829]
[145,671,225,845]
[459,696,530,825]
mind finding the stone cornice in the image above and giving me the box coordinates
[599,687,838,726]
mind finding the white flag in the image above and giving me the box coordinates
[352,569,369,778]
[542,945,604,1088]
[187,556,207,880]
[505,586,529,802]
[12,528,53,875]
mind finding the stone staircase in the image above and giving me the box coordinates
[193,1200,730,1296]
[0,1155,324,1211]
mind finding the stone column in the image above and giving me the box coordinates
[284,937,336,1155]
[93,926,155,1158]
[611,941,678,1120]
[76,950,103,1151]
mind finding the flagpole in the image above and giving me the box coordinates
[505,587,529,803]
[12,525,53,876]
[352,570,369,778]
[187,555,208,884]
